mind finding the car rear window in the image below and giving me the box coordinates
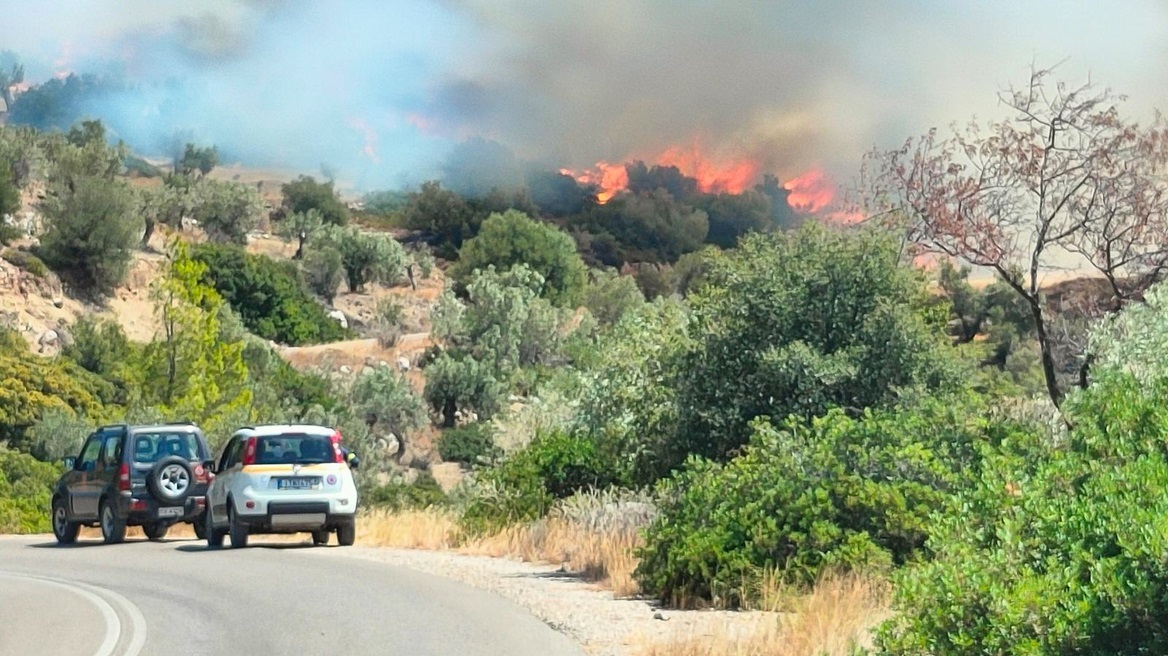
[254,434,336,465]
[131,432,205,463]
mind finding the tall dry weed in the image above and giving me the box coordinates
[637,573,891,656]
[357,488,657,597]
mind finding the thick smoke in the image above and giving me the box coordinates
[2,0,1166,193]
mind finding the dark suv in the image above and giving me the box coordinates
[51,422,216,545]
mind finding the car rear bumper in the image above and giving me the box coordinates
[235,500,356,532]
[116,492,207,524]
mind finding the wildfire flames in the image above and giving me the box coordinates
[559,162,628,204]
[561,144,839,216]
[783,169,834,213]
[562,144,763,205]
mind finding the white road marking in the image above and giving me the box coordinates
[0,571,147,656]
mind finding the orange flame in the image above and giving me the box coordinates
[783,169,834,213]
[560,162,628,204]
[561,144,761,205]
[656,145,760,194]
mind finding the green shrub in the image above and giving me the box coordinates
[281,175,349,227]
[459,430,622,536]
[0,447,63,533]
[437,422,500,466]
[362,471,447,511]
[1,248,47,277]
[0,328,112,448]
[301,245,344,303]
[450,209,588,307]
[308,224,407,293]
[635,397,1025,608]
[877,375,1168,656]
[190,243,353,346]
[670,224,964,473]
[37,174,139,299]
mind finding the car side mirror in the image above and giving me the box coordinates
[63,456,75,469]
[203,459,216,474]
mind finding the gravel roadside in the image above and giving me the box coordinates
[309,545,770,656]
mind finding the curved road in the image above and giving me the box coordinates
[0,536,584,656]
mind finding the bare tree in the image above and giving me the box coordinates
[863,66,1168,408]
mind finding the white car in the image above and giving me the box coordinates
[204,424,360,548]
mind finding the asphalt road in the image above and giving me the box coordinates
[0,536,585,656]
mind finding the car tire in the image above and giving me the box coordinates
[51,498,79,545]
[193,515,207,540]
[311,530,329,546]
[147,456,194,505]
[143,522,169,540]
[206,509,226,549]
[228,503,249,549]
[336,521,355,547]
[100,499,126,545]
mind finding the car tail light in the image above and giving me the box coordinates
[241,437,257,466]
[117,463,131,492]
[330,430,344,463]
[194,463,208,483]
[130,499,146,511]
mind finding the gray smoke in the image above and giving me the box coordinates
[2,0,1165,193]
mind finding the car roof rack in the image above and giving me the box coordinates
[97,423,128,432]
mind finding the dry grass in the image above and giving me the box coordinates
[464,517,643,596]
[636,574,891,656]
[357,508,460,550]
[355,499,648,597]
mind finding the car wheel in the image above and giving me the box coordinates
[206,508,225,549]
[143,522,169,540]
[336,521,355,547]
[311,530,329,546]
[51,498,79,545]
[228,503,249,549]
[148,456,195,505]
[100,499,126,544]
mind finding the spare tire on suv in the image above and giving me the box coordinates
[148,455,195,505]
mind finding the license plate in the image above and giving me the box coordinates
[277,477,320,490]
[157,506,183,518]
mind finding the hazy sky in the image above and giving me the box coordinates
[2,0,1166,192]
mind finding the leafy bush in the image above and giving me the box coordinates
[0,447,62,533]
[190,243,353,346]
[437,421,500,466]
[670,223,965,473]
[582,268,644,326]
[423,352,504,427]
[1,248,47,277]
[0,328,111,448]
[345,366,427,442]
[301,245,344,303]
[636,397,1026,608]
[362,471,447,511]
[372,297,404,348]
[187,178,263,245]
[37,174,139,299]
[450,209,588,307]
[308,224,407,293]
[459,429,623,535]
[27,407,95,462]
[281,175,349,227]
[877,374,1168,656]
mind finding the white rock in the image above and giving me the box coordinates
[396,356,411,372]
[327,309,348,329]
